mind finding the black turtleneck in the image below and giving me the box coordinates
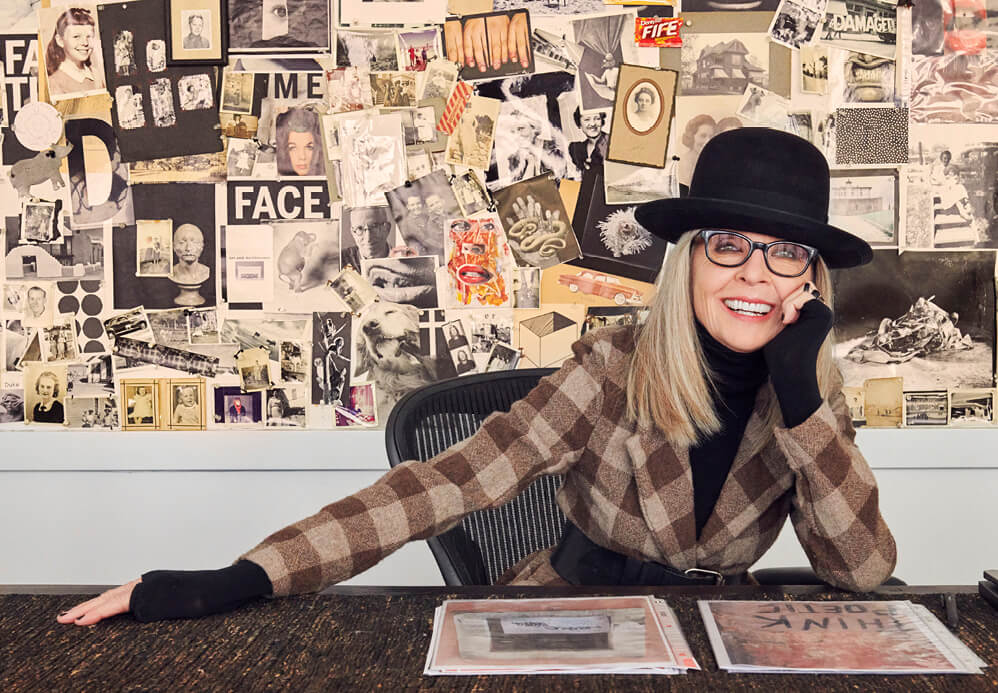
[691,320,769,538]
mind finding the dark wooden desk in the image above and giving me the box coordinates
[2,585,995,691]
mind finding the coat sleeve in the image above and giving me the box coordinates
[235,333,609,597]
[772,369,898,592]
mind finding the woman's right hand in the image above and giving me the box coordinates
[56,578,140,627]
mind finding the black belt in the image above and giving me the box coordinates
[551,522,742,587]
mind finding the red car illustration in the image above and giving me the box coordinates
[558,271,643,305]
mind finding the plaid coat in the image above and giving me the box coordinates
[238,326,897,597]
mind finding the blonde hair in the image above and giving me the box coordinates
[626,230,837,454]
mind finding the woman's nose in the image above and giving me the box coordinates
[735,247,770,282]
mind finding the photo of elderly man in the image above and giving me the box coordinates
[340,206,393,271]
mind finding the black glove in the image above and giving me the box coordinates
[128,559,273,623]
[763,296,834,428]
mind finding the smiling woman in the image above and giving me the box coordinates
[43,5,106,101]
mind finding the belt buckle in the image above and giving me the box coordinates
[684,568,725,585]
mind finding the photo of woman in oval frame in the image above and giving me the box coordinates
[624,81,662,135]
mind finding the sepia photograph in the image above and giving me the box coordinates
[493,172,581,269]
[485,342,520,371]
[324,66,373,113]
[121,379,158,430]
[828,170,898,247]
[680,32,770,96]
[20,200,59,245]
[221,70,254,114]
[169,378,207,429]
[136,220,173,277]
[40,322,79,363]
[801,45,829,94]
[265,386,306,427]
[39,4,108,101]
[370,72,417,108]
[66,395,119,430]
[445,95,501,171]
[237,346,272,391]
[607,65,677,168]
[327,267,378,314]
[768,0,827,50]
[24,363,68,425]
[903,390,949,427]
[187,307,220,344]
[167,0,227,65]
[949,389,995,427]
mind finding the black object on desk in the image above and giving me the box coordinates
[981,569,998,610]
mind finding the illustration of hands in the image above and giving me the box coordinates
[505,195,568,259]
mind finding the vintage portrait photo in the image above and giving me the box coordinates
[169,378,206,429]
[272,105,325,177]
[361,256,439,309]
[327,267,378,314]
[452,171,490,216]
[21,282,55,329]
[768,0,827,50]
[40,322,79,363]
[39,4,108,102]
[385,170,461,259]
[340,207,394,274]
[280,341,306,382]
[903,391,949,427]
[221,70,254,114]
[674,95,745,188]
[20,200,59,245]
[370,72,417,107]
[228,0,330,53]
[66,396,119,430]
[833,250,995,390]
[237,346,272,391]
[136,220,174,277]
[443,10,533,81]
[485,342,520,372]
[213,385,262,425]
[827,170,898,247]
[607,65,677,168]
[187,307,220,344]
[445,94,501,170]
[801,45,829,94]
[24,363,69,426]
[398,28,438,71]
[679,33,769,96]
[266,386,306,427]
[121,379,158,430]
[168,1,226,65]
[493,172,581,269]
[336,29,399,71]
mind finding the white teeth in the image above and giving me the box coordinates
[724,299,773,315]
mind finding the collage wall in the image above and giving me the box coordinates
[0,0,995,432]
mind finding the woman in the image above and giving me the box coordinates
[275,107,324,177]
[628,86,658,133]
[58,129,896,626]
[45,7,103,99]
[32,371,64,424]
[677,114,717,189]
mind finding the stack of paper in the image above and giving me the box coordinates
[699,600,987,675]
[424,595,700,675]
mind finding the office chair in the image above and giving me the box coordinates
[385,368,904,587]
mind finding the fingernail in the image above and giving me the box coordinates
[812,289,820,297]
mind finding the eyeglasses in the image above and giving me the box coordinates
[698,229,818,278]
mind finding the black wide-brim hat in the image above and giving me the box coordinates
[634,128,873,269]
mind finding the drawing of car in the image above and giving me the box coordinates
[558,271,643,305]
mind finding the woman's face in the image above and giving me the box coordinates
[58,24,94,66]
[690,231,814,353]
[37,376,56,401]
[635,93,652,112]
[287,130,315,176]
[692,123,715,152]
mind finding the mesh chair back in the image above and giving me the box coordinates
[385,368,565,585]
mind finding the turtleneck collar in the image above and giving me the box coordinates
[695,319,769,398]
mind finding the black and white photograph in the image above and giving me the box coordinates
[66,395,119,429]
[833,250,996,390]
[340,206,395,272]
[768,0,827,50]
[181,11,213,51]
[23,363,68,425]
[152,77,177,126]
[104,307,154,342]
[683,0,780,9]
[178,73,215,111]
[828,170,898,247]
[324,66,374,113]
[327,267,378,314]
[21,282,55,329]
[908,125,998,249]
[214,385,261,425]
[582,306,646,334]
[187,307,220,344]
[674,95,745,188]
[493,172,581,269]
[370,72,417,108]
[571,13,629,111]
[136,220,173,277]
[863,376,903,427]
[336,29,399,71]
[445,95,500,171]
[226,137,258,177]
[398,28,438,71]
[418,59,458,102]
[607,65,676,168]
[443,10,533,82]
[219,317,309,362]
[228,0,330,53]
[167,0,226,65]
[787,110,813,142]
[680,33,769,96]
[833,51,895,105]
[20,200,58,244]
[563,104,609,180]
[0,385,25,425]
[237,346,272,391]
[485,342,520,371]
[819,0,897,59]
[4,215,103,282]
[398,106,437,146]
[169,379,206,429]
[39,4,108,102]
[513,268,540,309]
[452,171,490,216]
[67,354,115,396]
[121,380,158,429]
[801,45,829,94]
[949,389,995,427]
[903,390,949,427]
[736,84,789,129]
[312,311,351,405]
[531,27,582,73]
[338,111,407,208]
[39,322,79,363]
[361,256,439,309]
[386,170,460,260]
[272,220,342,312]
[468,310,513,360]
[280,340,306,382]
[450,346,477,375]
[148,308,193,345]
[265,386,306,427]
[443,319,469,350]
[221,70,254,114]
[113,336,220,377]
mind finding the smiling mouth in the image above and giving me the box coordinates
[723,298,774,318]
[456,264,493,285]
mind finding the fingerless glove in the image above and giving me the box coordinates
[129,559,272,622]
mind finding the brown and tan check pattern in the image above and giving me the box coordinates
[238,326,897,597]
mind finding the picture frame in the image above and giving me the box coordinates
[165,0,228,66]
[606,64,678,169]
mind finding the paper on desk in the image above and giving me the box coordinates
[909,603,987,674]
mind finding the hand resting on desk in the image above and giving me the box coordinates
[57,579,139,627]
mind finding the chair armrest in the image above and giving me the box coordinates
[753,566,906,587]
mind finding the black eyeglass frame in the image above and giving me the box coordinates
[696,229,819,278]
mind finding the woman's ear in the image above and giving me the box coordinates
[55,33,65,49]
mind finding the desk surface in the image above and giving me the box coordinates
[2,585,995,692]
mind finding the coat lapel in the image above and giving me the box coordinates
[625,424,698,569]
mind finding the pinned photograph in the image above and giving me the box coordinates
[444,217,513,309]
[680,33,769,96]
[113,337,220,377]
[274,106,325,177]
[451,345,477,374]
[327,267,378,314]
[370,72,417,107]
[904,390,949,427]
[20,200,59,244]
[493,172,581,269]
[39,4,108,102]
[513,267,540,309]
[801,45,829,94]
[418,59,458,102]
[768,0,828,50]
[237,346,272,392]
[214,385,262,425]
[674,95,746,188]
[0,385,25,425]
[607,65,677,169]
[280,341,306,382]
[167,0,227,65]
[452,171,491,216]
[136,220,173,277]
[361,256,439,309]
[787,111,814,141]
[266,386,306,427]
[571,13,631,111]
[312,311,351,405]
[398,106,437,146]
[272,220,342,311]
[187,307,220,344]
[736,84,790,129]
[445,94,500,171]
[168,378,207,430]
[24,363,69,425]
[949,389,995,427]
[21,282,55,329]
[39,321,79,363]
[468,310,514,360]
[104,307,154,343]
[66,396,120,430]
[221,70,254,114]
[324,67,374,113]
[443,10,533,81]
[828,169,898,247]
[819,0,897,59]
[863,376,903,428]
[121,379,158,430]
[227,138,258,178]
[228,0,329,53]
[66,355,116,397]
[831,51,895,105]
[386,170,461,259]
[833,250,995,390]
[334,383,377,428]
[531,27,582,73]
[340,206,395,271]
[399,28,438,71]
[485,342,520,372]
[336,29,399,71]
